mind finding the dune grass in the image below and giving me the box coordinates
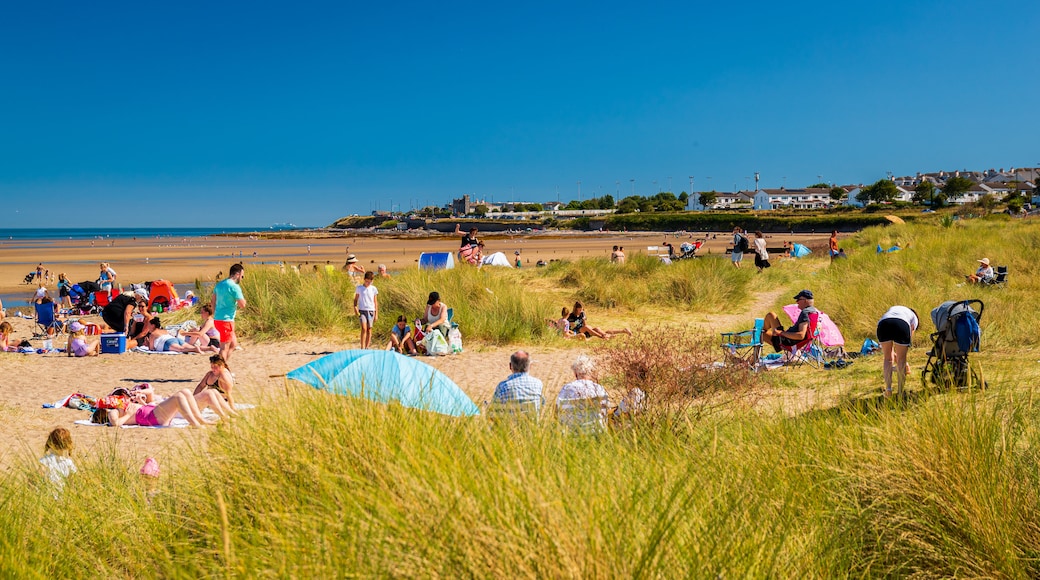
[5,217,1040,576]
[5,386,1040,577]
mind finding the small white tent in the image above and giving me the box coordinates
[481,252,513,267]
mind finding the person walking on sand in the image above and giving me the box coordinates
[731,227,747,268]
[212,263,246,362]
[353,271,379,349]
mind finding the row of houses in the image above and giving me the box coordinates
[685,181,1037,211]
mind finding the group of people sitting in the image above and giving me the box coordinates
[89,354,237,426]
[385,291,455,355]
[489,351,645,430]
[548,301,632,340]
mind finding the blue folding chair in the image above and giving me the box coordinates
[721,318,764,368]
[34,302,66,338]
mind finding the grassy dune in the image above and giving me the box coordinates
[5,218,1040,577]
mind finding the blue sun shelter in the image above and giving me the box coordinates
[418,252,455,270]
[287,350,479,417]
[790,243,811,258]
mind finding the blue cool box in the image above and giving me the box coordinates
[101,334,127,354]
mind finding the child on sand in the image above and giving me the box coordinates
[66,321,100,357]
[353,271,379,349]
[40,427,76,492]
[0,321,13,352]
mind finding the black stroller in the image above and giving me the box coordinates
[921,299,984,390]
[22,272,36,284]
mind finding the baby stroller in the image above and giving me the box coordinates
[23,272,36,284]
[674,241,702,261]
[921,299,984,390]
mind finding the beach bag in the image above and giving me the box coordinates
[422,331,450,356]
[860,338,880,356]
[447,327,463,354]
[96,395,127,410]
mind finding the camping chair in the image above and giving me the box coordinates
[34,302,66,339]
[922,299,984,390]
[720,318,764,368]
[92,291,111,308]
[486,398,543,424]
[557,395,609,434]
[781,312,821,367]
[982,266,1008,288]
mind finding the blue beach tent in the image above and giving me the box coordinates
[790,243,811,258]
[418,252,455,270]
[287,350,479,417]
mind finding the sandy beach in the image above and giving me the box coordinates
[0,229,833,299]
[0,229,836,473]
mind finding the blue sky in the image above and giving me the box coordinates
[2,0,1037,228]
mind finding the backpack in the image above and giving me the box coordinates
[736,234,750,253]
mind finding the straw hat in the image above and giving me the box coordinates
[977,258,990,266]
[346,254,358,264]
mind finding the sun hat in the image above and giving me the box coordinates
[977,258,990,265]
[69,321,85,332]
[346,254,358,264]
[793,289,814,300]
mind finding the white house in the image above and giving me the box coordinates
[845,185,914,207]
[754,188,833,210]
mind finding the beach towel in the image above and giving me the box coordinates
[43,393,96,410]
[75,418,193,429]
[133,346,184,355]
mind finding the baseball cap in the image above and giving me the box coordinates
[793,289,814,300]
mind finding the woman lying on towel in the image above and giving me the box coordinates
[90,384,233,427]
[194,354,236,407]
[141,317,207,353]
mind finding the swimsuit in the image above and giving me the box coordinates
[134,404,161,427]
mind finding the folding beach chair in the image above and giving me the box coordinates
[721,318,764,368]
[981,266,1008,288]
[34,302,66,338]
[781,312,821,367]
[557,395,609,435]
[487,398,543,424]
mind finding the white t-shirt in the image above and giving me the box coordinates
[40,453,77,488]
[355,284,378,311]
[880,305,918,331]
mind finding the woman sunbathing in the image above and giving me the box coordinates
[92,387,222,427]
[194,354,237,408]
[566,301,631,340]
[141,317,205,353]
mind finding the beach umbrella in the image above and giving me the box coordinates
[287,350,479,417]
[884,215,906,225]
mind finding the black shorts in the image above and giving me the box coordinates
[770,332,800,352]
[208,337,220,348]
[876,318,912,346]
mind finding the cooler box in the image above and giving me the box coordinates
[101,333,127,354]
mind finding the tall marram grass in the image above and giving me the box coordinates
[787,218,1040,348]
[181,254,772,345]
[5,387,1040,577]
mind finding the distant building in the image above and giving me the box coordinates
[754,188,832,210]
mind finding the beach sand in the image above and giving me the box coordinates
[0,229,836,472]
[0,230,832,298]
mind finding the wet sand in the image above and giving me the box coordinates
[0,230,832,299]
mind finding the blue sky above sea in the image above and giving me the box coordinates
[1,0,1038,228]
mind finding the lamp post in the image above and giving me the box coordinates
[615,181,619,196]
[630,179,635,197]
[688,176,694,197]
[668,176,672,192]
[577,180,581,202]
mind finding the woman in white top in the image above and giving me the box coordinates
[876,305,919,396]
[753,231,770,273]
[424,291,450,336]
[967,258,995,284]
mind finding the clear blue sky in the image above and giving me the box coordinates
[2,0,1037,228]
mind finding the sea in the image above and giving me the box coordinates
[0,226,300,241]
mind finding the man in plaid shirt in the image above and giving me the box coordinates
[492,351,544,412]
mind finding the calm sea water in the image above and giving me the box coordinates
[0,227,301,241]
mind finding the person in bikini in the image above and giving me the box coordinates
[92,386,227,427]
[193,354,237,408]
[141,317,205,353]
